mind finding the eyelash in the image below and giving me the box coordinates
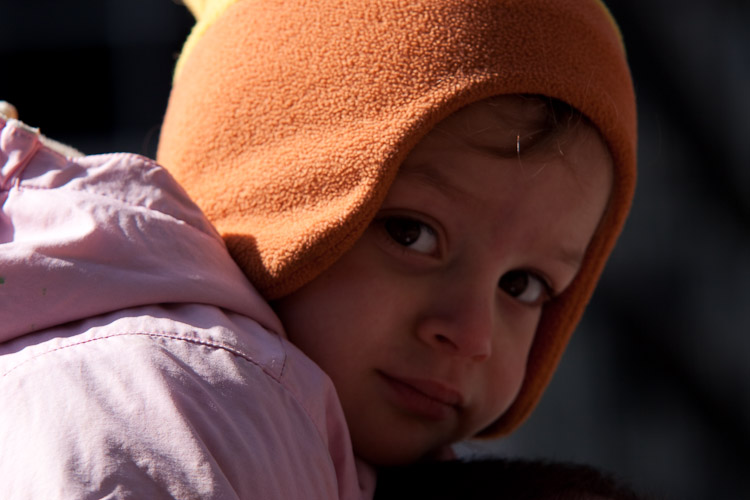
[498,269,556,307]
[377,214,442,258]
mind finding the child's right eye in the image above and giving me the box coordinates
[383,217,439,255]
[498,269,553,307]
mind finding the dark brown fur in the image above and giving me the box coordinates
[375,458,654,500]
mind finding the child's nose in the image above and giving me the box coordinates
[415,284,494,362]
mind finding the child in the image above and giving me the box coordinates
[0,0,636,498]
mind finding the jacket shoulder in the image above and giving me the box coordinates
[0,305,352,499]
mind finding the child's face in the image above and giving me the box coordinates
[273,97,613,465]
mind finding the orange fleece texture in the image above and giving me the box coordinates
[157,0,636,437]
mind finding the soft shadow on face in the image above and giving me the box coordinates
[272,96,613,466]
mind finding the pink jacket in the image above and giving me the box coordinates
[0,117,375,499]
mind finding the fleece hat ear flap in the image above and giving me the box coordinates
[158,0,636,437]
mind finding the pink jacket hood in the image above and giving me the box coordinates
[0,116,283,342]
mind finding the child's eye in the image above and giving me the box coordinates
[383,216,438,255]
[498,270,552,306]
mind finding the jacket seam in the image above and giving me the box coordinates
[1,331,286,381]
[0,330,339,471]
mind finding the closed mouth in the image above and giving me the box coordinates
[378,371,464,419]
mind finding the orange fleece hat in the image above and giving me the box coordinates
[157,0,636,437]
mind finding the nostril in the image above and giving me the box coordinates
[416,316,492,359]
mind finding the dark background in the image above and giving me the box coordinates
[1,1,748,499]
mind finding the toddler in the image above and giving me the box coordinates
[0,0,636,498]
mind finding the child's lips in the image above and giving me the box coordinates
[378,371,465,420]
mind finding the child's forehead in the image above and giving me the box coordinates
[395,96,611,209]
[406,95,586,167]
[419,96,571,159]
[442,97,553,132]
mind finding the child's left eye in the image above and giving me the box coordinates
[498,270,552,306]
[383,217,438,255]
